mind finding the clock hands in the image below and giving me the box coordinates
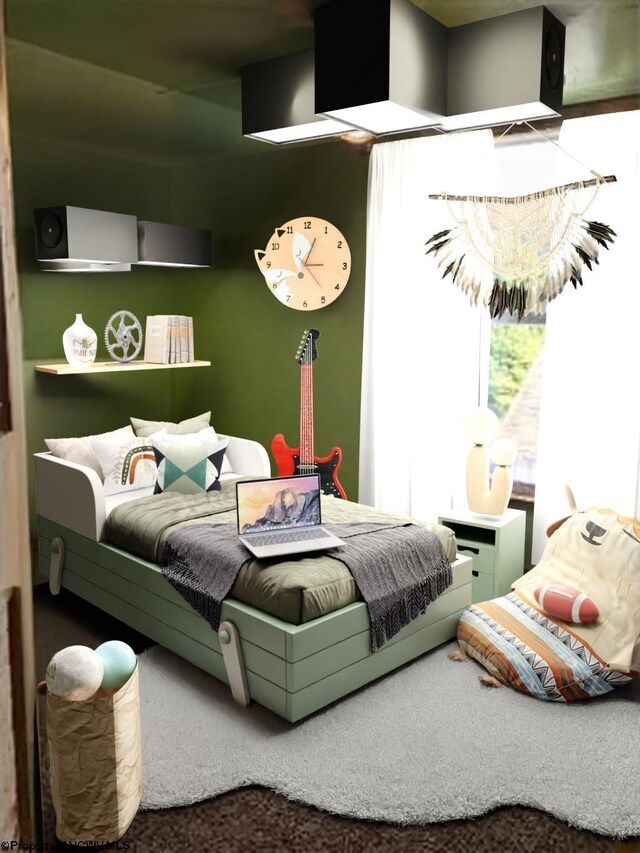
[303,241,324,266]
[304,236,316,265]
[301,236,324,287]
[306,267,323,288]
[261,229,327,294]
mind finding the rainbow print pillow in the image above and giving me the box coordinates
[91,433,157,496]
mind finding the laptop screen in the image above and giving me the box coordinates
[236,475,321,535]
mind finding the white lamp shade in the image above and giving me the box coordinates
[490,437,518,466]
[462,407,499,445]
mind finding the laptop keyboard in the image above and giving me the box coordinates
[247,528,330,547]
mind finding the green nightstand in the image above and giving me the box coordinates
[438,507,526,603]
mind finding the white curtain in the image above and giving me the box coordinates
[532,111,640,560]
[359,131,493,518]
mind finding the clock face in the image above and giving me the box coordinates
[255,216,351,311]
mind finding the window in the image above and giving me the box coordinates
[485,132,559,501]
[489,315,545,499]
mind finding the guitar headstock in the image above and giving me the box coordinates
[295,328,320,364]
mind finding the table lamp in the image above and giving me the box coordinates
[462,407,518,516]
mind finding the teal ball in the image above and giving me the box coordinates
[95,640,137,690]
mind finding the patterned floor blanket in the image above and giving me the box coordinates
[457,592,635,702]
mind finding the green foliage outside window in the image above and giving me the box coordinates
[488,324,545,419]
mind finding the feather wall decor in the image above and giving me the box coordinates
[426,178,617,321]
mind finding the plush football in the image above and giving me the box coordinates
[534,585,599,624]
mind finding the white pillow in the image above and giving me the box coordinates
[150,426,233,474]
[45,425,135,481]
[210,427,233,474]
[149,426,214,443]
[90,433,158,496]
[130,411,211,439]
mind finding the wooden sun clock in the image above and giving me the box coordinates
[271,328,347,500]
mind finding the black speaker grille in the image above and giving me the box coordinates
[544,24,563,90]
[39,212,64,249]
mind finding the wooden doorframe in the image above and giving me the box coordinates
[0,0,36,841]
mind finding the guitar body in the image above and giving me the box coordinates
[271,434,347,500]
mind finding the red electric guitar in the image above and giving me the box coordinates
[271,329,347,500]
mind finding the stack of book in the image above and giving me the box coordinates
[143,316,195,364]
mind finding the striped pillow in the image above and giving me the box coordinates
[457,592,635,702]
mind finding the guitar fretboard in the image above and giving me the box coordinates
[299,360,315,470]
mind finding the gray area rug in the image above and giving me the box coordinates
[137,642,640,837]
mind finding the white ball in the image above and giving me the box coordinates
[462,407,499,445]
[46,645,104,701]
[490,437,518,467]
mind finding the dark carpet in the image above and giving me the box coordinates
[33,585,633,852]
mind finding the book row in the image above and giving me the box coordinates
[144,315,195,364]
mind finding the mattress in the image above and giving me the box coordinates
[103,474,238,517]
[233,499,456,623]
[105,486,457,625]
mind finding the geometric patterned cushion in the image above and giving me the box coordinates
[457,592,637,702]
[151,434,228,496]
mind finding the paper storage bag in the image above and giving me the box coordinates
[47,666,142,844]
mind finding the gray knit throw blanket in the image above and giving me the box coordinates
[161,522,452,651]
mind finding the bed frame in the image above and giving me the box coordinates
[35,437,473,722]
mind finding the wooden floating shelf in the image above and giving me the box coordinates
[34,360,211,376]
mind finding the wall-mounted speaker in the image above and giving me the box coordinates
[443,6,565,131]
[33,206,138,268]
[137,221,212,268]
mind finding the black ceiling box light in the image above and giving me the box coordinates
[314,0,448,135]
[34,206,138,272]
[442,6,565,131]
[137,221,212,268]
[241,50,353,144]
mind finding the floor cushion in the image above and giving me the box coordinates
[513,508,640,674]
[457,592,636,702]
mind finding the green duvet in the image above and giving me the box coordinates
[105,482,457,624]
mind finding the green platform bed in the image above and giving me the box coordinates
[35,438,473,722]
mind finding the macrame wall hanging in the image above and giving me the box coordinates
[425,122,617,321]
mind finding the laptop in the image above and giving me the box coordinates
[236,474,344,559]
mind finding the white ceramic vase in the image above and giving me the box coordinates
[62,314,98,366]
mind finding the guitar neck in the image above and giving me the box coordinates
[299,361,314,468]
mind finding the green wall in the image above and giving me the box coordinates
[12,136,185,524]
[171,144,369,500]
[12,131,368,531]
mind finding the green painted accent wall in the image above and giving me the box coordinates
[171,144,369,500]
[12,136,184,525]
[12,130,368,530]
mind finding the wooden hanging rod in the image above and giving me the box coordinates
[428,175,617,204]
